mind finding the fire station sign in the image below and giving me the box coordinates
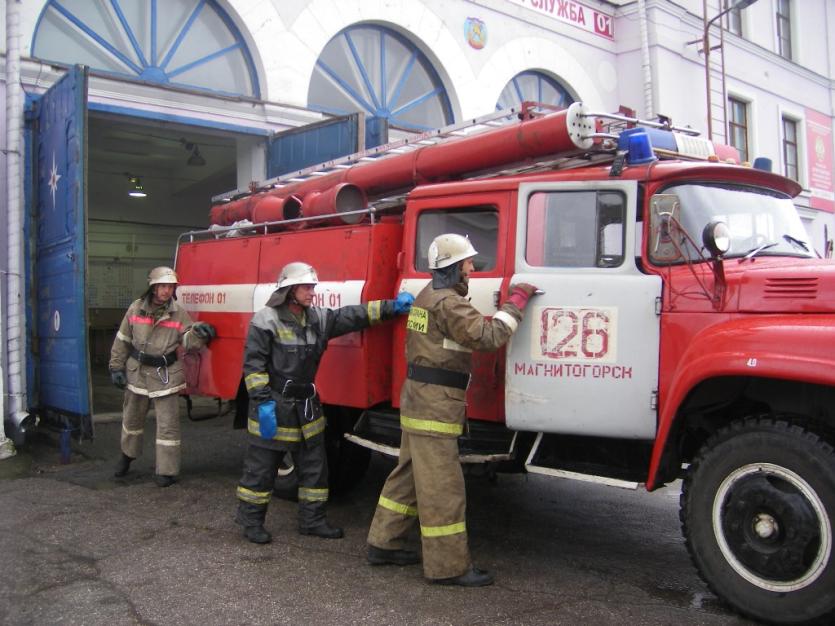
[501,0,614,40]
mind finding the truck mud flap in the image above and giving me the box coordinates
[345,409,517,463]
[525,432,646,490]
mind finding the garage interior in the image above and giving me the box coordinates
[86,112,240,412]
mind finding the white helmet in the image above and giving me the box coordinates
[276,262,319,289]
[427,234,478,270]
[148,266,178,286]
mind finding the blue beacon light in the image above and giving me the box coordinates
[618,128,658,165]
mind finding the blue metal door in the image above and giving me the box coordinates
[31,65,92,436]
[267,113,360,178]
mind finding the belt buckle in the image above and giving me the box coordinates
[138,350,146,364]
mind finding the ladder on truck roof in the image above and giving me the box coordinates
[213,103,573,204]
[212,102,705,206]
[184,104,718,248]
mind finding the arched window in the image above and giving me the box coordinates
[308,25,453,132]
[496,71,574,111]
[32,0,259,98]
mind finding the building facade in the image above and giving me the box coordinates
[1,0,833,434]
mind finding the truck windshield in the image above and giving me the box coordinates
[652,183,815,263]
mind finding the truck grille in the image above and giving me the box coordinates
[764,277,818,299]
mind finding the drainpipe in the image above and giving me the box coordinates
[637,0,654,119]
[1,0,24,459]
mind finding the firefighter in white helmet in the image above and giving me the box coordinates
[367,234,539,586]
[109,266,216,487]
[235,261,414,543]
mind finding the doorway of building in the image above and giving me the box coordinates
[86,113,238,413]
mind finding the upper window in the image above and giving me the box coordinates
[32,0,258,97]
[525,191,625,268]
[728,97,750,164]
[309,25,453,132]
[415,209,498,273]
[782,116,799,181]
[496,71,574,112]
[776,0,793,59]
[725,3,743,36]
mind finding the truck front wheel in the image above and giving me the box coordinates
[681,418,835,625]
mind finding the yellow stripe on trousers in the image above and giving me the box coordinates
[236,486,271,505]
[378,496,418,517]
[421,521,466,537]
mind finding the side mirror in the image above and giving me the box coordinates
[649,194,683,262]
[702,221,731,257]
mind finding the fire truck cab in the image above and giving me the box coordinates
[175,104,835,624]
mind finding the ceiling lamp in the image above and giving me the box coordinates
[126,174,146,198]
[181,137,206,166]
[187,145,206,167]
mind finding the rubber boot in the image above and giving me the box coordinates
[431,567,494,587]
[114,453,134,477]
[154,474,177,488]
[243,525,272,544]
[298,520,343,539]
[367,545,421,566]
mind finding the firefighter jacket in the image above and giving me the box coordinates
[243,299,399,451]
[400,282,523,438]
[109,296,206,398]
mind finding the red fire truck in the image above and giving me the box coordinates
[175,103,835,624]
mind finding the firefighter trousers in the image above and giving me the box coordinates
[367,430,470,579]
[235,440,329,529]
[120,390,181,477]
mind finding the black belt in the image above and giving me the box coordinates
[406,363,470,390]
[279,380,317,400]
[130,348,178,368]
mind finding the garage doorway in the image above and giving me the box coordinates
[85,112,239,413]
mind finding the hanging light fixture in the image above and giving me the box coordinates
[126,173,147,198]
[181,137,206,166]
[187,145,206,167]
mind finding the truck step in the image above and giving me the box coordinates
[345,409,517,463]
[525,432,649,490]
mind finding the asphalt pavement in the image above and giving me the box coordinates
[0,402,757,626]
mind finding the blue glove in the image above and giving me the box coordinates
[393,292,414,315]
[257,401,277,440]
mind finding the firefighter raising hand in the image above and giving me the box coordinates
[393,291,415,314]
[367,233,538,587]
[506,283,540,310]
[235,261,412,545]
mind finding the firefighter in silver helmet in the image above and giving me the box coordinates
[109,266,216,487]
[366,234,539,586]
[235,261,414,543]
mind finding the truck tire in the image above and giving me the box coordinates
[680,418,835,625]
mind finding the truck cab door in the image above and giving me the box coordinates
[506,181,661,439]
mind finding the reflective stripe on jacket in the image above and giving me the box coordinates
[399,282,522,438]
[109,296,204,397]
[243,299,397,451]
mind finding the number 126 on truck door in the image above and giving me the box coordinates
[533,306,618,363]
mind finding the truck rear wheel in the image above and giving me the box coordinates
[680,418,835,624]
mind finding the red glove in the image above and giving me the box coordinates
[507,283,539,310]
